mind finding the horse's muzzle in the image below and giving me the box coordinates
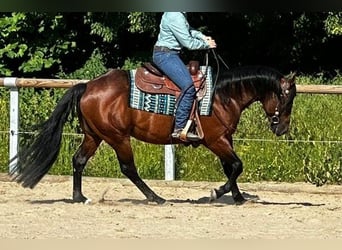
[271,123,289,136]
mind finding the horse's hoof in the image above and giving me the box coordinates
[155,197,166,205]
[84,198,92,205]
[234,197,247,205]
[209,189,217,202]
[72,194,90,204]
[147,195,166,205]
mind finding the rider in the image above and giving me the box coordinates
[153,12,217,141]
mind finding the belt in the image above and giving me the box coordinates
[154,46,180,52]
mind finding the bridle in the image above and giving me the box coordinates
[270,84,292,126]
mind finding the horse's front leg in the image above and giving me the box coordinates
[207,137,246,204]
[210,158,246,204]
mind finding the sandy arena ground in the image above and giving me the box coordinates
[0,173,341,239]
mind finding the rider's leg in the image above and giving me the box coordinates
[152,50,199,141]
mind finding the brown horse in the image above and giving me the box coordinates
[10,64,296,204]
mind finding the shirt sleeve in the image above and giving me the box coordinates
[167,13,209,50]
[189,28,206,40]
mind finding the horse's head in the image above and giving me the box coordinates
[263,72,297,136]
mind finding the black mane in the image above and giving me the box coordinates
[214,65,284,103]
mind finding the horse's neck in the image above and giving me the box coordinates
[230,82,259,110]
[231,81,277,111]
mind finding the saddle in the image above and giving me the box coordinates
[135,61,207,141]
[135,60,207,99]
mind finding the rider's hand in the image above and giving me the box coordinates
[204,36,217,49]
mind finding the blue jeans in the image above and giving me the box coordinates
[153,50,195,129]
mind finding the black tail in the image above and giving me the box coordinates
[10,83,87,188]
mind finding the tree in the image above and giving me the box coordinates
[0,12,340,78]
[0,12,28,76]
[0,12,130,78]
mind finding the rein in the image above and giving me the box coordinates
[196,49,230,96]
[210,49,230,87]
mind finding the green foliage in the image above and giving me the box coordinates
[121,57,143,70]
[175,145,223,181]
[0,91,9,169]
[0,12,128,77]
[0,12,26,37]
[18,88,68,130]
[287,74,342,185]
[19,48,59,73]
[84,12,127,43]
[0,13,75,75]
[127,12,158,35]
[0,13,27,75]
[303,145,342,186]
[58,49,108,80]
[89,21,115,43]
[1,12,341,77]
[324,12,342,36]
[1,75,341,186]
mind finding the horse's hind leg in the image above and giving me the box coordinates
[72,134,101,203]
[113,139,166,204]
[119,161,166,204]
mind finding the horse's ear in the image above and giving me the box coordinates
[281,71,296,91]
[286,71,296,84]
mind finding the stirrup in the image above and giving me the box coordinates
[171,120,201,142]
[171,129,183,138]
[171,129,200,142]
[184,131,201,141]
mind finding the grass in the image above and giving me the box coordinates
[0,75,341,185]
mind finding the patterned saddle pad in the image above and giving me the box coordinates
[129,66,213,116]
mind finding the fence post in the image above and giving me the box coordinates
[164,144,175,180]
[4,78,19,173]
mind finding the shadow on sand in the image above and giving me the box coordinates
[28,191,325,207]
[116,191,325,207]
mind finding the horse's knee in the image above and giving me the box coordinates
[221,158,242,179]
[232,160,243,176]
[119,162,137,176]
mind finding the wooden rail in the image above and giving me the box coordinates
[296,84,342,94]
[0,78,87,88]
[1,78,341,94]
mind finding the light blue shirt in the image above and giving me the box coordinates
[155,12,210,51]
